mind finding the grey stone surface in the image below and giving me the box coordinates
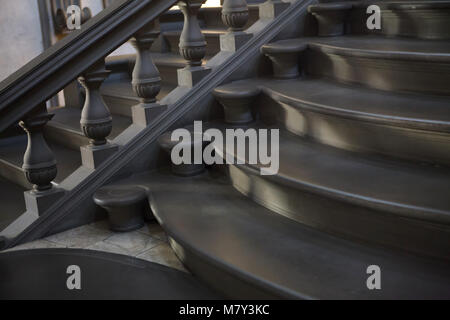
[4,220,184,272]
[177,66,212,87]
[24,188,65,216]
[80,143,119,169]
[220,31,253,52]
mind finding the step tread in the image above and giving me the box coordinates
[134,169,450,299]
[106,52,192,71]
[217,124,450,223]
[0,176,26,232]
[0,136,80,184]
[273,36,450,62]
[48,107,132,140]
[101,79,175,101]
[242,77,450,131]
[360,1,450,10]
[163,28,228,37]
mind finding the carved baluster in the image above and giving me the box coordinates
[130,22,167,126]
[220,0,252,51]
[20,104,65,215]
[177,0,211,87]
[78,60,118,169]
[20,105,57,193]
[222,0,249,32]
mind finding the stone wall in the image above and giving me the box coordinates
[0,0,44,81]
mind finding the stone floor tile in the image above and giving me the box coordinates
[85,241,130,256]
[137,223,168,242]
[45,225,112,248]
[136,243,187,272]
[105,230,162,256]
[4,239,65,252]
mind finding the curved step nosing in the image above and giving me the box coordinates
[262,87,450,133]
[151,200,311,300]
[219,149,450,226]
[308,42,450,64]
[46,121,84,137]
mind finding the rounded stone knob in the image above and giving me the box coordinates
[213,82,260,125]
[158,129,206,176]
[93,185,149,232]
[308,3,352,37]
[261,40,308,79]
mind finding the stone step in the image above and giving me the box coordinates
[101,80,175,118]
[349,1,450,39]
[43,107,132,151]
[0,134,81,189]
[210,123,450,259]
[122,169,450,299]
[262,36,450,95]
[221,77,450,165]
[105,52,191,88]
[163,28,227,56]
[0,176,26,233]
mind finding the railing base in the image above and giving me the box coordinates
[132,102,168,127]
[177,66,212,87]
[220,31,253,52]
[80,143,119,169]
[24,188,65,217]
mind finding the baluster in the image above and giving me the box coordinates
[220,0,252,51]
[130,22,167,126]
[20,104,64,215]
[177,0,211,87]
[78,60,118,169]
[20,105,57,193]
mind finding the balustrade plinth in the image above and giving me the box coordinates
[80,143,119,170]
[177,65,212,87]
[259,0,290,19]
[24,187,65,216]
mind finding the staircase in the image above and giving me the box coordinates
[1,0,450,299]
[0,0,271,236]
[89,0,450,299]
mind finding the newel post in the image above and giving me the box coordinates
[20,104,64,215]
[78,60,118,169]
[130,22,167,126]
[177,0,211,87]
[220,0,252,51]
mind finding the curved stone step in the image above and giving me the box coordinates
[255,77,450,165]
[0,134,81,188]
[215,77,450,165]
[0,176,26,232]
[307,36,450,94]
[212,125,450,259]
[44,107,132,151]
[264,36,450,94]
[101,79,175,118]
[350,1,450,40]
[105,52,190,87]
[163,28,227,56]
[129,169,450,299]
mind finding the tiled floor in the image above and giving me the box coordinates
[5,220,187,272]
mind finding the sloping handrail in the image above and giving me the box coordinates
[0,0,178,133]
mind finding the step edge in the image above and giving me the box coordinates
[262,86,450,133]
